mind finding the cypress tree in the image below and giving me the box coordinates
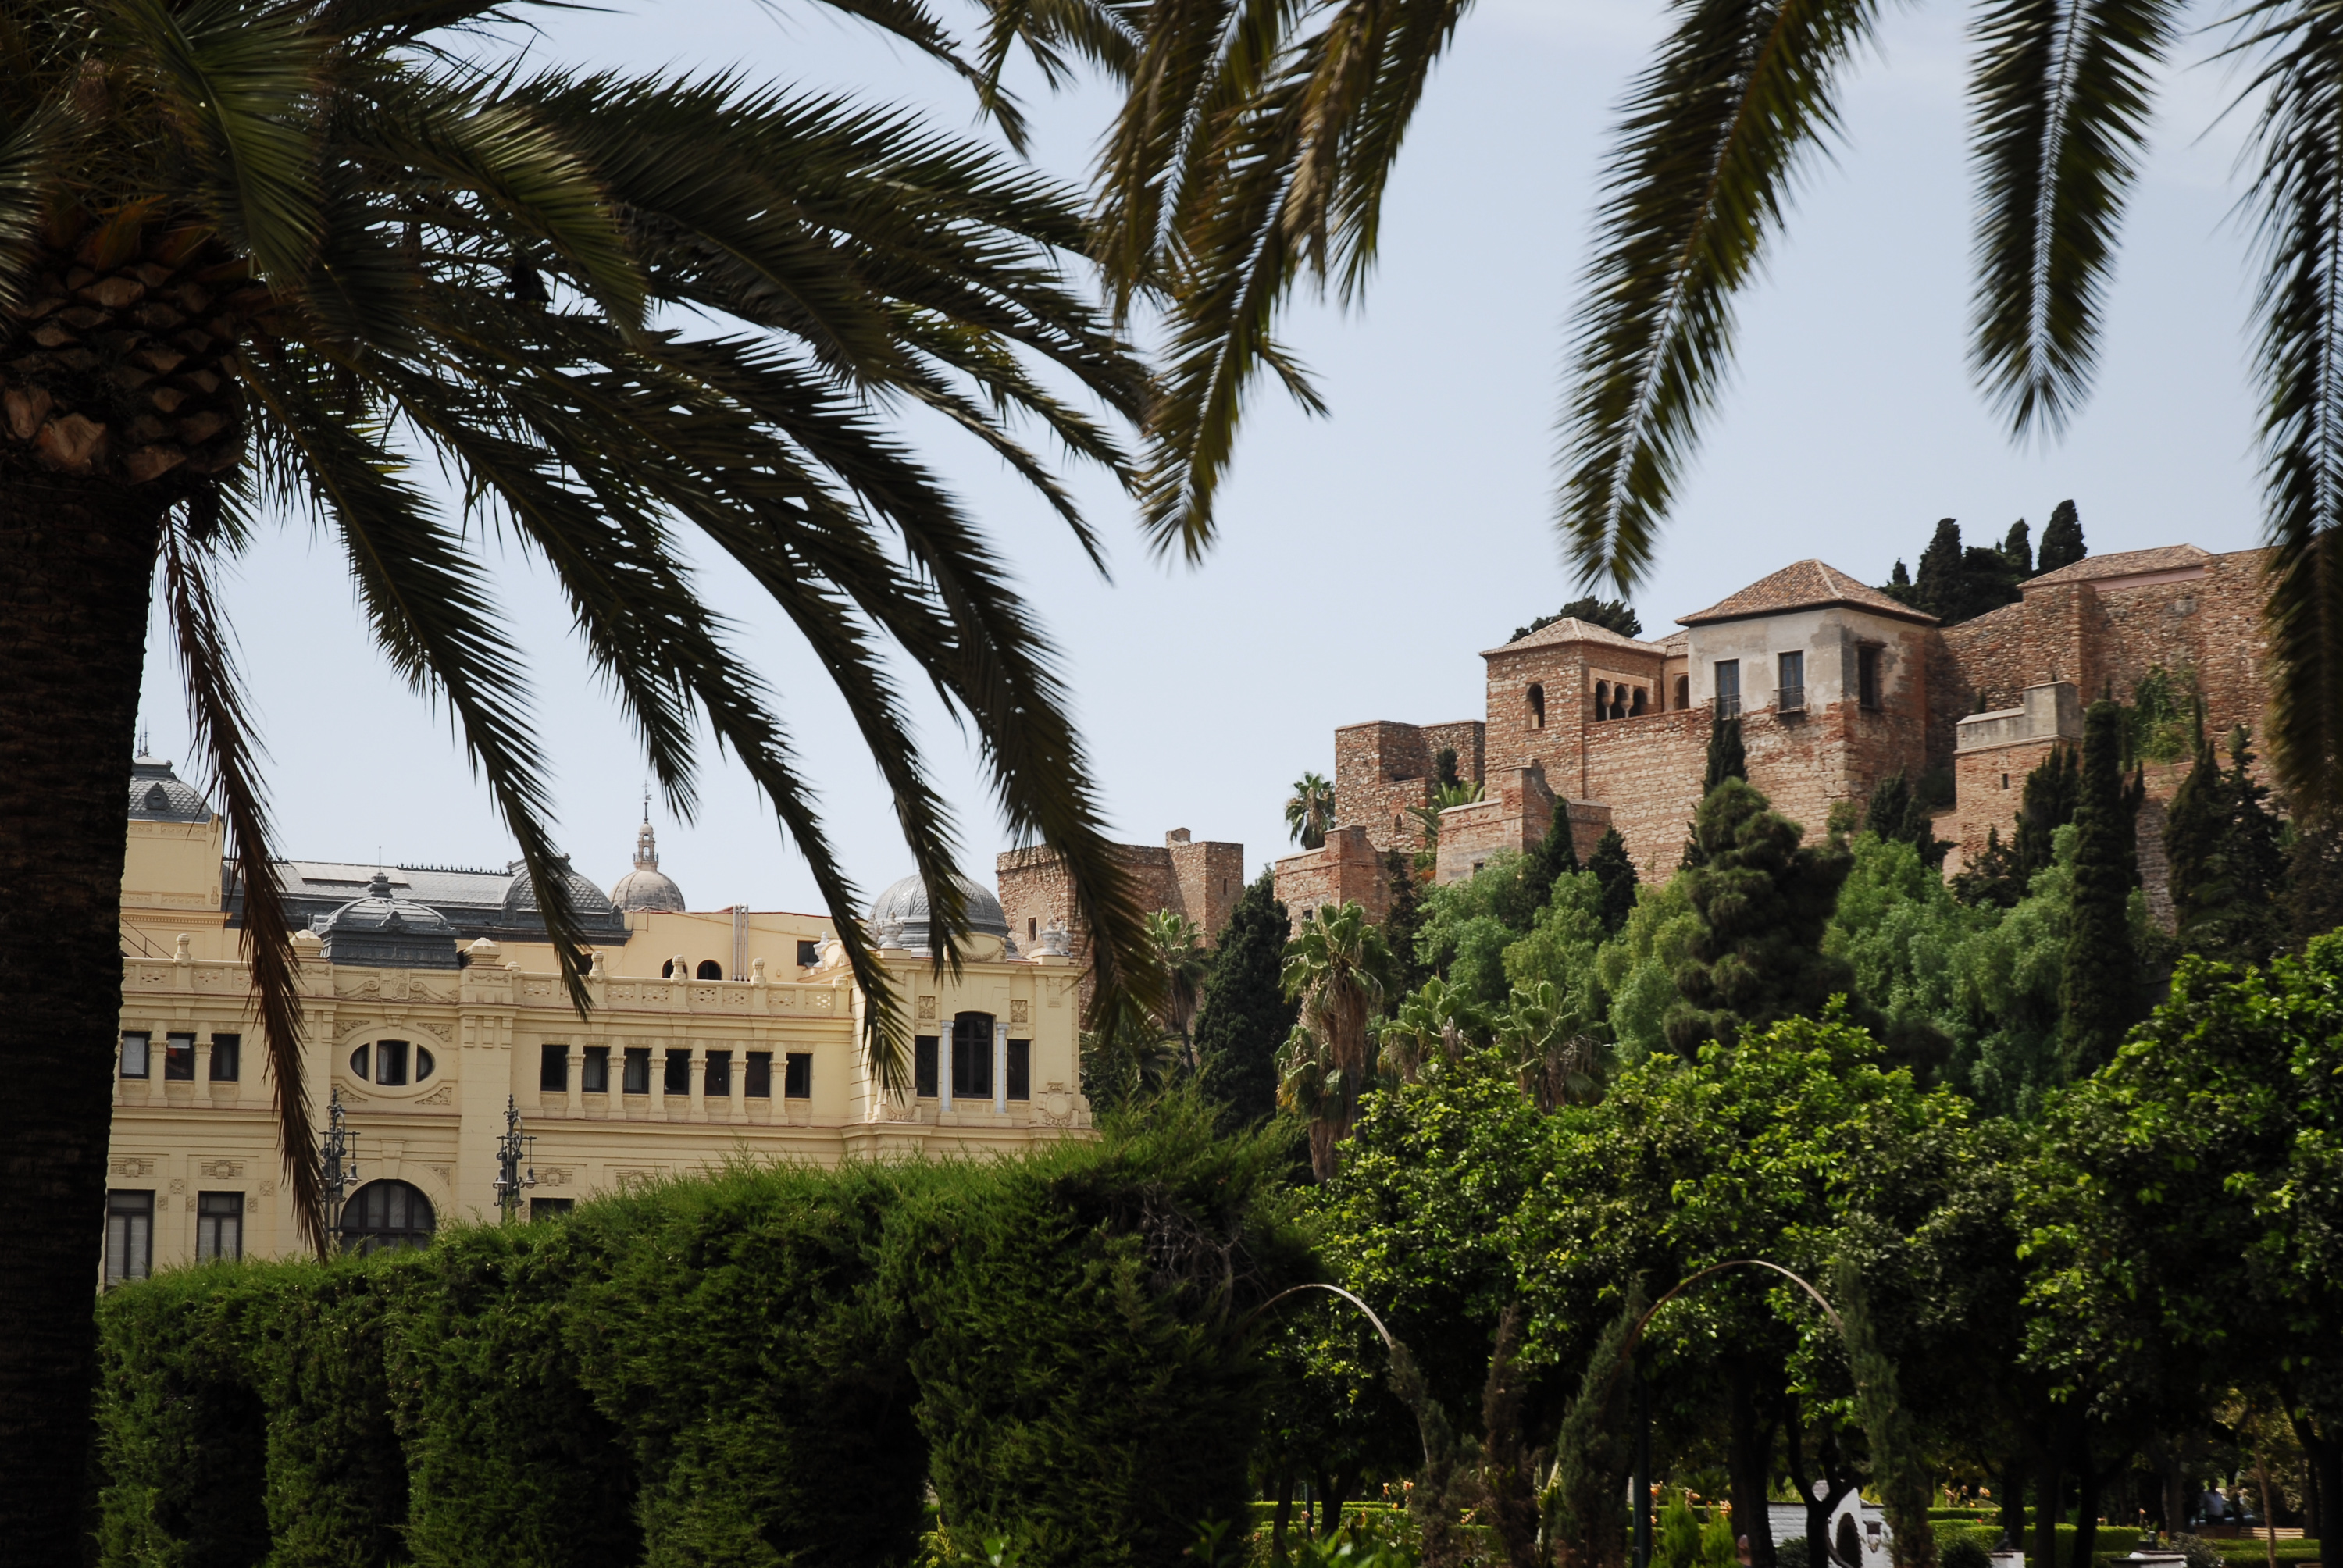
[2013,744,2079,880]
[1193,871,1300,1126]
[1382,848,1432,996]
[1685,716,1749,871]
[1665,779,1861,1053]
[1588,828,1639,933]
[1912,518,1964,611]
[1863,770,1948,868]
[2037,500,2086,574]
[2163,733,2228,943]
[1705,715,1747,790]
[2002,519,2033,577]
[1494,810,1582,932]
[1434,747,1460,791]
[2059,700,2141,1076]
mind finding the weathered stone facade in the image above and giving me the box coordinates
[995,828,1246,1006]
[1278,545,2278,923]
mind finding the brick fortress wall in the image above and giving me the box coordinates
[997,829,1244,1007]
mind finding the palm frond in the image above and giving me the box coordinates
[103,0,326,283]
[1555,0,1881,591]
[1967,0,2177,435]
[2236,0,2343,812]
[158,494,328,1253]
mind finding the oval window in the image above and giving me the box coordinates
[349,1041,433,1084]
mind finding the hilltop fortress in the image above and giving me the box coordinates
[1273,543,2273,924]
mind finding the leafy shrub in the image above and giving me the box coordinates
[896,1101,1310,1568]
[2172,1536,2225,1568]
[1941,1534,1993,1568]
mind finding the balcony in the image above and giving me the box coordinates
[1775,685,1806,714]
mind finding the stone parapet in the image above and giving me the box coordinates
[1274,825,1392,932]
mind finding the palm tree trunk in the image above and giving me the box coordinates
[0,472,169,1556]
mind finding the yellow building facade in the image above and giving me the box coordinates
[107,758,1089,1278]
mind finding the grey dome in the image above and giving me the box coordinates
[316,871,462,969]
[867,873,1009,953]
[609,818,686,914]
[505,856,620,918]
[128,757,210,822]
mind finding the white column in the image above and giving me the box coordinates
[688,1047,708,1121]
[729,1050,747,1123]
[567,1046,583,1117]
[938,1014,954,1113]
[993,1021,1007,1115]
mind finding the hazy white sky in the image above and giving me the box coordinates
[136,0,2274,920]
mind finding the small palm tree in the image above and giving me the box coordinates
[1406,779,1483,867]
[1285,771,1336,850]
[1143,908,1210,1067]
[1278,900,1391,1177]
[1494,981,1604,1112]
[1377,975,1488,1085]
[0,0,1175,1538]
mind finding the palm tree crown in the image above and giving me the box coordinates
[975,0,2343,811]
[1286,769,1335,849]
[0,0,1172,1540]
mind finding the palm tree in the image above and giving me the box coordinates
[1285,769,1336,849]
[979,0,2343,811]
[1143,907,1211,1066]
[0,0,1172,1541]
[1278,900,1390,1176]
[1406,778,1482,868]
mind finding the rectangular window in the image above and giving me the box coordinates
[163,1032,196,1081]
[915,1036,939,1098]
[540,1044,569,1092]
[784,1052,812,1099]
[663,1049,690,1096]
[1858,646,1882,710]
[1006,1040,1031,1101]
[795,939,820,967]
[196,1191,243,1263]
[209,1033,240,1082]
[622,1046,651,1095]
[120,1032,151,1079]
[581,1045,610,1093]
[951,1036,993,1099]
[1714,660,1741,718]
[376,1039,410,1086]
[105,1191,153,1286]
[705,1050,732,1096]
[1777,650,1805,711]
[530,1197,575,1221]
[744,1051,772,1097]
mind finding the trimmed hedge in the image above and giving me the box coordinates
[92,1105,1303,1568]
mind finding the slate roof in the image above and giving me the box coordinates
[228,858,633,946]
[2024,544,2213,589]
[127,757,212,823]
[1678,559,1936,628]
[1485,617,1665,657]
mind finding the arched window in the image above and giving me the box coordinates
[1674,675,1690,710]
[1527,682,1546,729]
[1631,687,1648,716]
[696,959,723,979]
[337,1179,436,1253]
[1591,682,1606,722]
[660,959,675,978]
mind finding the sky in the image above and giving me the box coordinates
[135,0,2277,921]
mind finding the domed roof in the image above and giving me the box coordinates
[609,816,686,914]
[316,871,462,970]
[128,757,211,822]
[505,855,622,918]
[866,872,1009,953]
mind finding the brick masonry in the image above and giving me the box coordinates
[997,829,1245,1007]
[1282,543,2279,931]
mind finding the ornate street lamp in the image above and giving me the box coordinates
[494,1095,537,1222]
[318,1085,361,1249]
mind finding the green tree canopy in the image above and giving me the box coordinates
[1193,871,1299,1126]
[2059,701,2144,1076]
[1667,779,1858,1053]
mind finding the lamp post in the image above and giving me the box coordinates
[494,1095,537,1222]
[318,1086,360,1250]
